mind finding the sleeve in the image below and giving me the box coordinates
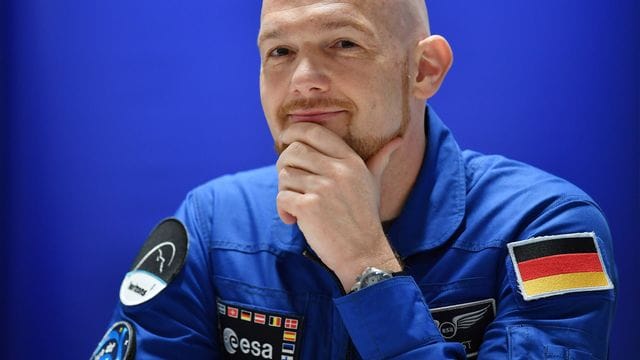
[334,277,468,359]
[99,190,220,359]
[334,199,617,360]
[479,199,617,359]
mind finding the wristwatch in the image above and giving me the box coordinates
[350,267,395,293]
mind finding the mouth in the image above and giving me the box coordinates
[287,109,347,124]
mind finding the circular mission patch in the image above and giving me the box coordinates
[91,321,135,360]
[119,218,189,306]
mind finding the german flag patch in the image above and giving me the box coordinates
[508,232,613,301]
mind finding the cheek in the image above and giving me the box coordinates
[260,70,285,105]
[260,81,283,119]
[264,118,283,145]
[355,86,405,135]
[260,93,283,141]
[261,66,290,91]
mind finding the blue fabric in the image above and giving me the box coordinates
[106,107,617,359]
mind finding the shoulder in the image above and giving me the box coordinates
[178,165,279,244]
[462,149,599,212]
[463,150,593,203]
[188,165,277,209]
[460,150,610,248]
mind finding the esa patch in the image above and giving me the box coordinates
[91,321,135,360]
[217,299,304,360]
[430,298,495,358]
[119,218,188,306]
[508,232,613,301]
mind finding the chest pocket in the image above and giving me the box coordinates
[209,240,353,359]
[214,275,309,360]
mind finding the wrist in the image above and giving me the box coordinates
[374,255,403,273]
[337,250,403,292]
[331,231,403,291]
[349,265,405,293]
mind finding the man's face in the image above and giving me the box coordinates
[258,0,412,160]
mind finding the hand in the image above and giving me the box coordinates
[276,122,403,290]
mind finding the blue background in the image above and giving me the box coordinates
[2,1,638,358]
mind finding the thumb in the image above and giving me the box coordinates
[366,136,404,180]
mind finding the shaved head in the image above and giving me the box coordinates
[261,0,430,48]
[378,0,430,42]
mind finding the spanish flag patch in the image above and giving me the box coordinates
[508,232,613,301]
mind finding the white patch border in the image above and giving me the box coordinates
[507,232,613,301]
[119,270,168,306]
[430,298,496,358]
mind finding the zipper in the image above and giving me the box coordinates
[302,248,354,360]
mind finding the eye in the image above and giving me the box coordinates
[332,40,358,49]
[268,47,291,57]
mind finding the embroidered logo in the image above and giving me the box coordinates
[434,304,491,339]
[119,218,188,306]
[430,298,496,358]
[91,321,136,360]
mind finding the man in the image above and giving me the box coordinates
[93,1,617,359]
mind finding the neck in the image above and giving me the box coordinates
[378,108,427,222]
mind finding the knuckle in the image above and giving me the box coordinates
[302,193,319,208]
[315,177,334,193]
[307,126,323,140]
[277,191,294,210]
[329,162,349,178]
[278,191,306,214]
[278,167,289,179]
[287,141,306,156]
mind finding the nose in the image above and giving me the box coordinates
[290,56,330,96]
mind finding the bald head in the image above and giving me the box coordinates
[261,0,430,47]
[382,0,430,46]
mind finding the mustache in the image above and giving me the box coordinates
[277,97,356,119]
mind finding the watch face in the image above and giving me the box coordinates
[362,276,378,287]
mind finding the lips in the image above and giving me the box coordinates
[288,110,347,123]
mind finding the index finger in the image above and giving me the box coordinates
[280,122,354,159]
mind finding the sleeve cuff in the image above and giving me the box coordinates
[334,276,445,359]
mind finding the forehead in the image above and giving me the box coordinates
[260,0,388,35]
[261,0,376,17]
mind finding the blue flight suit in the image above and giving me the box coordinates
[104,107,617,359]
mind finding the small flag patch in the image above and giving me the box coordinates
[283,331,297,342]
[254,313,266,324]
[508,232,613,301]
[284,318,298,330]
[227,306,238,318]
[241,310,252,322]
[282,342,295,354]
[269,316,282,327]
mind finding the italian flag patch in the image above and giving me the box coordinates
[508,232,613,301]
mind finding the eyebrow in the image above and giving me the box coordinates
[258,19,375,45]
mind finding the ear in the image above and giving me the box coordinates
[413,35,453,100]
